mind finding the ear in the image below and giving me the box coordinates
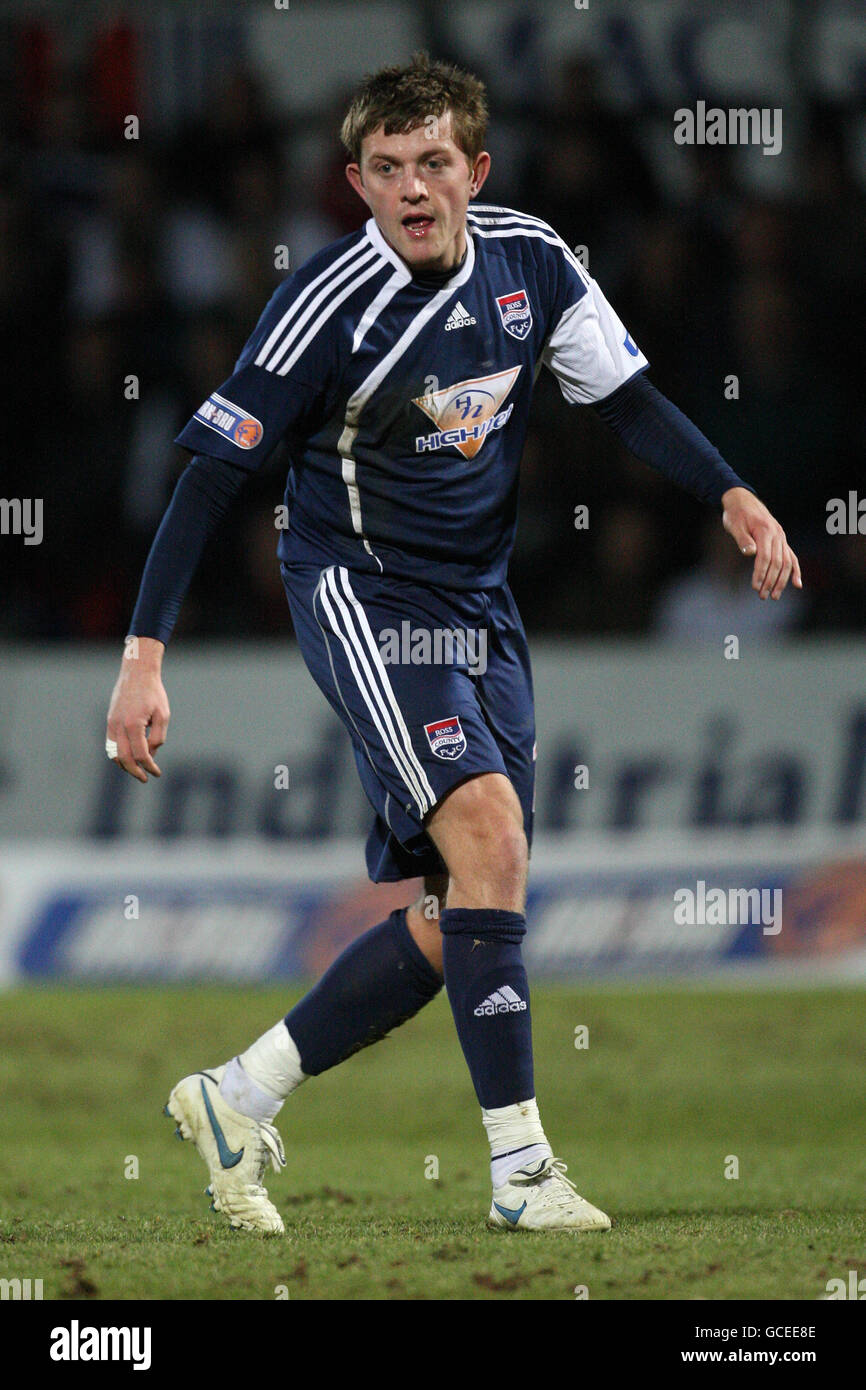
[345,162,370,208]
[469,151,491,198]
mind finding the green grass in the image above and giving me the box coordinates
[0,985,863,1300]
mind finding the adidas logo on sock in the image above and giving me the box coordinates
[444,300,476,331]
[474,985,527,1017]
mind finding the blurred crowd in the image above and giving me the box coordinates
[2,19,865,644]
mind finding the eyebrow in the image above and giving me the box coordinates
[366,145,453,164]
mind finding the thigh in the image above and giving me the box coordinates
[472,583,537,849]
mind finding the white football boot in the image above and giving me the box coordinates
[165,1064,286,1235]
[489,1157,611,1232]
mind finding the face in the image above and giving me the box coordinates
[345,110,490,274]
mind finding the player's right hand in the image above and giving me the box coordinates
[105,637,170,783]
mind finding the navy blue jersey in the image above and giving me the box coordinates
[176,205,649,590]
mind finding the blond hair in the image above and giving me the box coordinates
[340,51,488,166]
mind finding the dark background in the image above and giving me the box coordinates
[2,0,863,644]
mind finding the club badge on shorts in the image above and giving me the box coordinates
[424,716,467,761]
[495,288,532,340]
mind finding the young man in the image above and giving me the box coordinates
[106,54,801,1235]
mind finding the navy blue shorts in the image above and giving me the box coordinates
[281,561,536,883]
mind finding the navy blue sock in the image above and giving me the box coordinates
[285,908,442,1076]
[440,907,534,1109]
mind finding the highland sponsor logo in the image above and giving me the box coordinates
[415,403,514,455]
[673,880,782,935]
[379,622,487,674]
[413,366,521,459]
[50,1320,152,1371]
[194,391,263,448]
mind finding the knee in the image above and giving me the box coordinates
[429,775,528,906]
[464,781,527,885]
[484,819,528,892]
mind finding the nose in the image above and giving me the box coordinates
[401,168,428,201]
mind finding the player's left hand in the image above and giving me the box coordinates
[720,487,803,600]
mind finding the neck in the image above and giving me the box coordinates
[385,225,468,280]
[409,228,469,284]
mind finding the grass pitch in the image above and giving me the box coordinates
[0,984,863,1301]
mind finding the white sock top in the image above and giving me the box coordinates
[482,1097,552,1186]
[241,1021,307,1100]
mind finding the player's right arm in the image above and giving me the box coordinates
[106,635,169,783]
[104,260,335,782]
[105,451,250,781]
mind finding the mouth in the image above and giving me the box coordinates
[401,212,436,239]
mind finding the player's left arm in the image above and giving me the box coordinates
[537,241,802,601]
[719,484,802,601]
[591,373,802,601]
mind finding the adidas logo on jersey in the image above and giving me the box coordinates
[444,301,476,331]
[474,985,527,1017]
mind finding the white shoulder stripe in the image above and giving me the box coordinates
[469,205,549,224]
[469,215,556,236]
[468,204,556,232]
[254,236,385,370]
[469,223,590,286]
[265,244,380,373]
[255,238,371,366]
[274,255,385,377]
[468,204,581,266]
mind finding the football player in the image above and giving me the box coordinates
[106,53,800,1234]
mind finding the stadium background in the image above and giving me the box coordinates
[2,0,865,985]
[1,0,865,1307]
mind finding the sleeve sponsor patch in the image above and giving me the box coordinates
[193,391,263,449]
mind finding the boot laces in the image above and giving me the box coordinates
[512,1158,583,1206]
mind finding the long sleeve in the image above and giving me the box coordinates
[127,453,250,645]
[591,372,754,506]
